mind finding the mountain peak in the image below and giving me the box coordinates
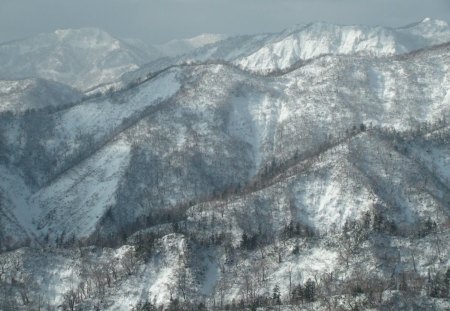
[416,17,449,29]
[397,17,450,40]
[0,27,151,90]
[54,27,104,36]
[52,27,118,46]
[184,33,228,47]
[399,17,449,30]
[156,33,227,57]
[420,17,448,25]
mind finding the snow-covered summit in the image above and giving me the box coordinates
[400,17,449,31]
[52,27,118,46]
[398,17,450,42]
[155,33,228,57]
[2,19,448,93]
[238,19,450,72]
[173,18,450,73]
[0,27,156,91]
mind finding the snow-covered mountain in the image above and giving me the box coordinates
[0,78,82,114]
[1,19,450,311]
[0,28,157,91]
[234,18,450,72]
[126,17,450,84]
[155,33,228,57]
[7,40,449,243]
[2,19,449,94]
[0,28,228,93]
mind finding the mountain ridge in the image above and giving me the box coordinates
[1,39,449,246]
[0,27,155,91]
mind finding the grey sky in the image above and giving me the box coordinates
[1,0,449,44]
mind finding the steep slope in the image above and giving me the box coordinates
[0,166,36,250]
[31,140,132,241]
[2,128,450,310]
[0,68,183,246]
[0,28,157,91]
[173,127,450,302]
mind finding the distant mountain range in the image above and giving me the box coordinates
[0,28,227,91]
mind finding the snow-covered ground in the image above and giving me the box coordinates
[31,140,132,240]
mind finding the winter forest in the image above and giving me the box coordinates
[1,12,450,311]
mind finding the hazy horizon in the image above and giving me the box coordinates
[1,0,449,44]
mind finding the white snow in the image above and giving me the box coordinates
[53,69,180,152]
[31,140,132,239]
[228,93,284,170]
[233,19,450,73]
[106,235,187,310]
[156,33,228,57]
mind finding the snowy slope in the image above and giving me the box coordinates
[0,68,182,246]
[31,140,132,240]
[29,70,182,240]
[176,130,450,306]
[0,78,82,114]
[0,165,36,249]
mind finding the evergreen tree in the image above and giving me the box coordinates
[304,279,316,302]
[291,284,304,304]
[272,284,281,305]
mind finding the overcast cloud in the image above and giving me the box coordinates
[0,0,449,44]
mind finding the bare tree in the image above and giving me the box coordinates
[0,259,5,282]
[121,249,137,275]
[273,242,283,263]
[215,278,230,308]
[177,267,189,301]
[62,289,78,311]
